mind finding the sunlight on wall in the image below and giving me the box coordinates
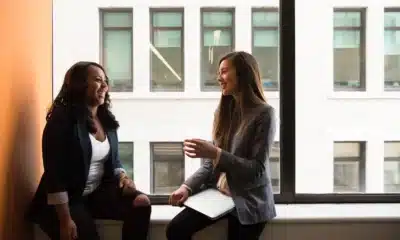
[0,0,52,238]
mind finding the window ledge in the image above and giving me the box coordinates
[95,204,400,225]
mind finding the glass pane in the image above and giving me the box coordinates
[334,142,361,157]
[334,161,360,192]
[334,12,361,27]
[333,142,364,193]
[151,30,183,91]
[253,45,278,90]
[384,12,400,27]
[253,29,279,91]
[252,11,279,27]
[154,30,181,48]
[203,30,232,47]
[203,11,233,27]
[152,12,182,27]
[103,30,133,92]
[384,162,400,193]
[254,30,279,47]
[103,12,132,28]
[201,27,233,89]
[333,30,361,91]
[118,142,134,180]
[334,30,360,48]
[152,143,185,194]
[384,142,400,158]
[201,46,232,88]
[384,30,400,90]
[384,142,400,193]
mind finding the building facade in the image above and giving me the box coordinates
[53,0,400,196]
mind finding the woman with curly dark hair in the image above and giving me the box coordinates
[26,61,151,240]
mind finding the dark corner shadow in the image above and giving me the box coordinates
[1,94,40,240]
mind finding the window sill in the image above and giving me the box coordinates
[96,204,400,225]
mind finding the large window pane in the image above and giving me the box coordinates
[151,142,185,194]
[101,11,133,92]
[252,9,279,91]
[384,142,400,192]
[384,10,400,91]
[201,9,234,90]
[118,142,134,180]
[333,142,365,193]
[150,10,184,91]
[333,10,365,91]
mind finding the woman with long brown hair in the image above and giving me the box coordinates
[167,51,277,239]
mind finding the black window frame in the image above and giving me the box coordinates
[251,7,280,91]
[383,141,400,193]
[333,8,367,92]
[200,7,235,91]
[333,141,366,193]
[383,8,400,91]
[149,142,185,204]
[99,8,134,92]
[149,0,400,204]
[149,8,185,92]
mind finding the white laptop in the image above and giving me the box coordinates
[183,188,235,220]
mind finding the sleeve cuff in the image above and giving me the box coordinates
[47,192,69,205]
[114,168,126,176]
[181,184,193,194]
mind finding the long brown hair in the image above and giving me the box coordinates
[212,51,266,150]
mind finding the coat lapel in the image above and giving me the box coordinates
[106,130,117,164]
[76,119,92,177]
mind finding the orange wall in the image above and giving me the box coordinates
[0,0,52,239]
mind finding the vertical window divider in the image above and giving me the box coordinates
[279,0,296,203]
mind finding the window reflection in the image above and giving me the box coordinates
[150,10,184,91]
[201,9,234,90]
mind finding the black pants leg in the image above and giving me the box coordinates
[166,207,225,240]
[86,180,152,240]
[227,215,266,240]
[37,203,100,240]
[166,207,267,240]
[37,181,151,240]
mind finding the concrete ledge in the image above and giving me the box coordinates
[90,204,400,226]
[34,204,400,239]
[148,204,400,224]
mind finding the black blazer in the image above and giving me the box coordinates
[27,105,123,222]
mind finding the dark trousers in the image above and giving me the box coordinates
[166,207,266,240]
[36,181,151,240]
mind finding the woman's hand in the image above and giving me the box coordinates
[169,185,189,207]
[183,139,219,159]
[59,217,77,240]
[119,173,136,195]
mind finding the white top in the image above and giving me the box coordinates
[47,133,127,205]
[82,134,111,195]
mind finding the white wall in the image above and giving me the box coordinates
[53,0,400,195]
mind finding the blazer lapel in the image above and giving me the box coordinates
[106,130,117,164]
[76,119,92,177]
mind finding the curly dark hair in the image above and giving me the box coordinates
[46,61,119,132]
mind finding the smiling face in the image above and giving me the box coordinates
[218,59,238,96]
[86,65,108,107]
